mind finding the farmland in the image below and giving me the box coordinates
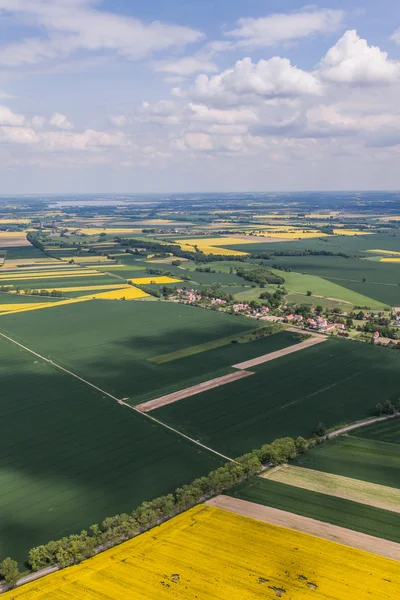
[0,192,399,590]
[4,505,400,600]
[294,434,400,488]
[0,337,224,565]
[0,300,271,403]
[154,339,400,456]
[228,477,400,542]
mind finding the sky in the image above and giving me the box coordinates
[2,1,400,193]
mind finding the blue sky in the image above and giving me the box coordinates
[2,1,400,193]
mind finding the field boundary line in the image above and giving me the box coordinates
[232,335,326,370]
[207,495,400,561]
[136,370,254,413]
[262,464,400,514]
[0,331,233,464]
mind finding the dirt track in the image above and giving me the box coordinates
[135,370,254,412]
[207,496,400,561]
[232,335,326,370]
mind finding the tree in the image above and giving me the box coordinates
[0,557,20,587]
[294,437,308,454]
[314,422,327,437]
[346,317,353,329]
[306,290,312,296]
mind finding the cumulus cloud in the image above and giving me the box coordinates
[187,103,258,124]
[226,8,344,48]
[49,112,74,129]
[189,56,322,106]
[0,104,25,126]
[319,30,400,84]
[0,0,203,66]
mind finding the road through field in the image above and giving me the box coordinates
[135,370,254,412]
[232,334,326,370]
[207,495,400,561]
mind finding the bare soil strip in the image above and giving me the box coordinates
[263,465,400,513]
[207,495,400,561]
[232,335,326,370]
[135,370,254,412]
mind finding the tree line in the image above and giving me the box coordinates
[0,435,312,587]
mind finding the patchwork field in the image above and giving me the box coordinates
[294,431,400,489]
[0,300,275,403]
[263,464,400,513]
[154,339,400,456]
[228,478,400,543]
[0,338,224,565]
[4,505,400,600]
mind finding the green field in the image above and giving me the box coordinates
[294,435,400,488]
[256,255,400,306]
[229,477,400,543]
[0,337,224,565]
[352,418,400,444]
[154,339,400,456]
[0,301,274,404]
[0,293,61,304]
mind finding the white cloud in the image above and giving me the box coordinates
[172,132,213,151]
[109,115,128,128]
[0,105,25,126]
[0,0,203,66]
[189,56,322,106]
[187,103,258,124]
[0,126,38,144]
[41,129,131,150]
[319,30,400,84]
[226,9,344,48]
[154,55,218,77]
[49,112,74,129]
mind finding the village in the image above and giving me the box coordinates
[173,286,400,345]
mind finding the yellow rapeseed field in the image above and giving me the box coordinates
[0,272,107,282]
[0,297,90,316]
[0,231,27,237]
[78,286,149,300]
[333,229,374,236]
[130,276,181,285]
[4,505,399,600]
[48,284,131,292]
[381,258,400,263]
[0,303,51,312]
[367,249,400,256]
[176,237,250,256]
[258,230,325,239]
[0,269,99,279]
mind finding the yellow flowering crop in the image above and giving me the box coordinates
[176,237,251,256]
[0,231,27,237]
[78,286,149,300]
[130,276,181,285]
[4,505,399,600]
[367,249,400,256]
[381,258,400,262]
[0,297,90,316]
[0,272,106,282]
[49,285,131,292]
[333,229,374,236]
